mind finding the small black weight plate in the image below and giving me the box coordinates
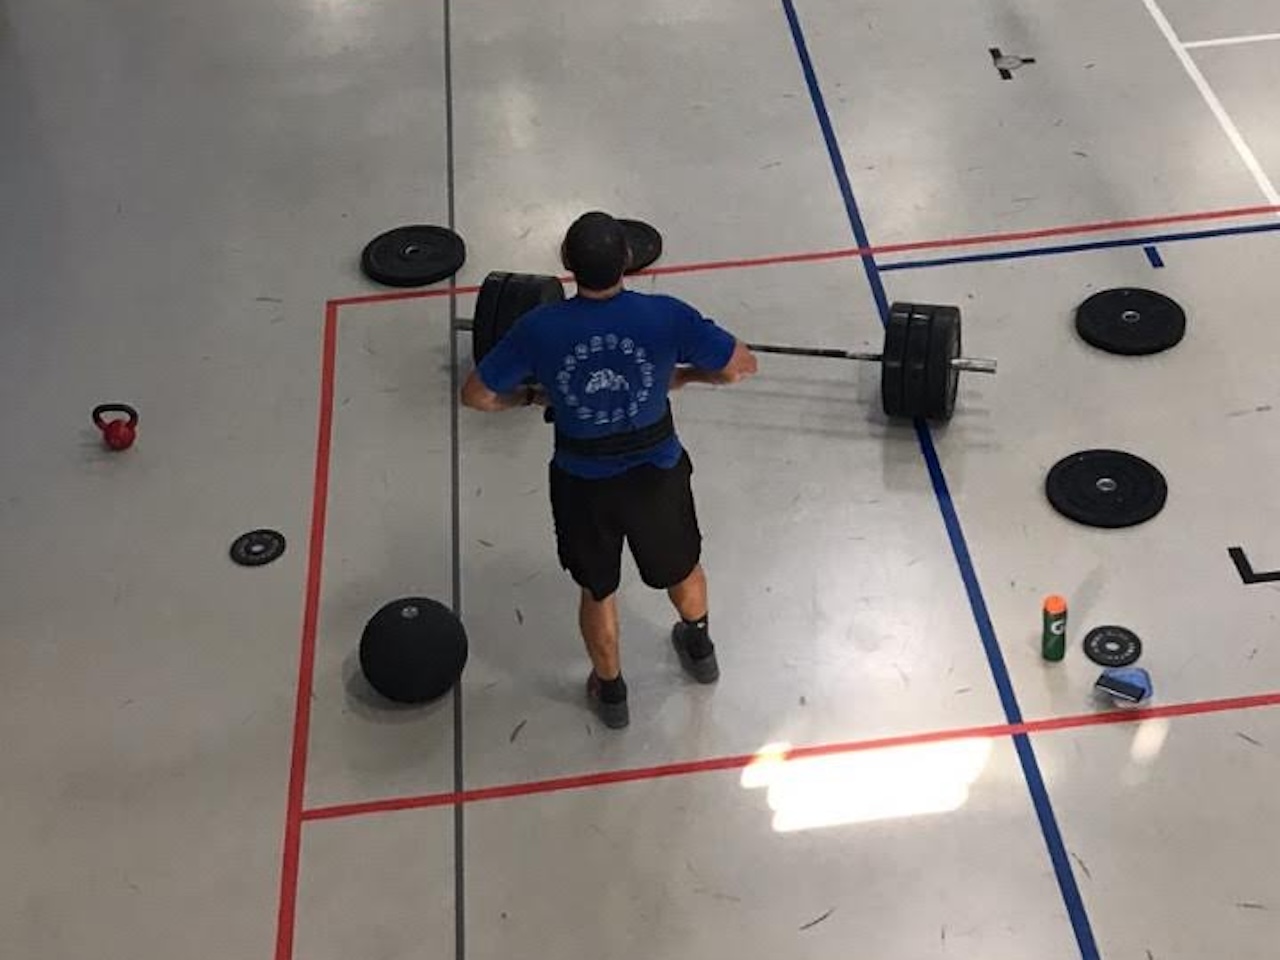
[230,529,286,566]
[881,303,912,417]
[1083,625,1142,667]
[902,306,934,418]
[360,224,466,288]
[472,271,565,364]
[1045,449,1167,528]
[359,597,468,704]
[1075,287,1185,356]
[620,218,663,273]
[924,305,962,421]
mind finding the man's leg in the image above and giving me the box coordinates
[550,463,629,728]
[624,451,719,685]
[580,588,621,680]
[669,564,718,683]
[581,588,628,728]
[667,564,707,621]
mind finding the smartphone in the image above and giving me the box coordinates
[1095,672,1147,703]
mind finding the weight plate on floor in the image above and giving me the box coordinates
[360,224,466,288]
[472,271,565,364]
[925,305,962,421]
[1083,625,1143,667]
[230,529,286,567]
[1075,287,1185,355]
[620,218,663,273]
[1045,449,1167,528]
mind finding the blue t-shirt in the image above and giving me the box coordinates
[476,290,736,479]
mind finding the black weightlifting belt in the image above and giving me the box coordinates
[554,405,675,458]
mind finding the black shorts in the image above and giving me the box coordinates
[549,450,701,601]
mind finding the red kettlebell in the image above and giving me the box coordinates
[92,403,139,451]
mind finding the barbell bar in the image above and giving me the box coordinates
[456,272,997,421]
[743,341,997,374]
[455,320,996,374]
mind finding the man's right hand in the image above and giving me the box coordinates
[718,340,759,383]
[671,340,758,388]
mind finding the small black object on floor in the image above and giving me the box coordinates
[360,224,466,288]
[1075,287,1186,355]
[359,597,468,704]
[230,529,286,566]
[1083,625,1143,667]
[620,218,663,273]
[1045,449,1167,528]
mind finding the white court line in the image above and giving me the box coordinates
[1184,32,1280,50]
[1139,0,1280,208]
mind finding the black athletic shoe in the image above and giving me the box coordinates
[586,672,630,729]
[671,621,719,684]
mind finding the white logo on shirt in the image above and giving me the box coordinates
[584,369,631,394]
[556,334,653,425]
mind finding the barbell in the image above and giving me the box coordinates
[456,271,997,421]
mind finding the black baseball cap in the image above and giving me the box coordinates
[561,211,628,291]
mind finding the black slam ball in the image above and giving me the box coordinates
[359,597,468,703]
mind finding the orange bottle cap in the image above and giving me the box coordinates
[1043,595,1067,614]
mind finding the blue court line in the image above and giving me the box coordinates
[779,2,1100,957]
[1144,245,1165,268]
[879,219,1280,271]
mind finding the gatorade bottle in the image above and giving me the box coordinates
[1042,595,1067,661]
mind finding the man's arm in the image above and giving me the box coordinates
[460,370,543,412]
[459,315,546,413]
[671,339,758,389]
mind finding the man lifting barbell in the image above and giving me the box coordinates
[461,211,757,729]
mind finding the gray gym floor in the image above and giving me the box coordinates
[3,1,1280,958]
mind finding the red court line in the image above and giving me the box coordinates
[330,283,482,308]
[299,689,1280,824]
[273,303,338,960]
[326,202,1280,307]
[643,202,1280,277]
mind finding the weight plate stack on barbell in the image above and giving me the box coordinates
[472,271,566,364]
[878,302,969,421]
